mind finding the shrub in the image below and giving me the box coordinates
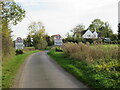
[48,50,120,88]
[16,50,24,55]
[62,42,118,63]
[55,47,63,52]
[34,40,48,50]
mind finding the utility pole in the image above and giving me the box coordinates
[118,1,120,41]
[118,1,120,60]
[0,1,3,89]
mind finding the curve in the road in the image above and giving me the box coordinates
[13,51,89,88]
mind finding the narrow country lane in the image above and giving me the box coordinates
[14,51,89,88]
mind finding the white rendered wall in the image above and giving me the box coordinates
[82,30,93,38]
[92,31,98,38]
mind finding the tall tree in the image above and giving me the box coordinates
[101,22,113,38]
[88,19,113,38]
[45,34,53,46]
[28,21,48,49]
[88,19,104,32]
[28,21,43,35]
[71,24,85,38]
[1,1,25,59]
[64,32,74,42]
[1,1,25,25]
[23,35,33,47]
[2,21,15,57]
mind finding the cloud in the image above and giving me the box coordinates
[12,0,119,39]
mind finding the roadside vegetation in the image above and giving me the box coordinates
[2,49,39,88]
[24,21,54,50]
[1,1,25,61]
[64,19,119,44]
[1,0,119,89]
[1,1,26,89]
[1,1,52,88]
[48,43,120,89]
[62,42,118,62]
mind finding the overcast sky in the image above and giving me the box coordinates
[12,0,119,40]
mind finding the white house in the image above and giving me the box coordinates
[92,31,98,38]
[81,29,98,39]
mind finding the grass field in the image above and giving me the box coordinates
[2,50,39,88]
[48,44,120,89]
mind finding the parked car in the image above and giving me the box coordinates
[104,38,111,42]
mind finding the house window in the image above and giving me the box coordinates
[87,35,90,37]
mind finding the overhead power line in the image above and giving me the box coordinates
[15,0,34,23]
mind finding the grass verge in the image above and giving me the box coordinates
[48,50,120,89]
[2,50,39,88]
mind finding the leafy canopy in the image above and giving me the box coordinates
[28,21,48,50]
[1,1,25,25]
[71,24,85,38]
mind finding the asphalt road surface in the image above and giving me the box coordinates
[14,51,89,88]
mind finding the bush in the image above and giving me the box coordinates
[34,40,48,50]
[82,38,94,44]
[55,47,63,52]
[16,50,24,55]
[45,46,52,50]
[48,50,120,88]
[62,42,118,62]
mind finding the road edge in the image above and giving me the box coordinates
[12,52,38,88]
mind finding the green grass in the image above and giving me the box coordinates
[90,44,119,48]
[2,50,39,88]
[48,50,120,89]
[25,47,35,49]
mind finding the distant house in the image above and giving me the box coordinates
[81,29,98,39]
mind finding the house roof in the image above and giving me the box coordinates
[81,29,102,38]
[91,31,95,33]
[51,34,61,37]
[81,30,88,36]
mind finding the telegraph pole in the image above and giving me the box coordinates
[118,1,120,41]
[118,1,120,60]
